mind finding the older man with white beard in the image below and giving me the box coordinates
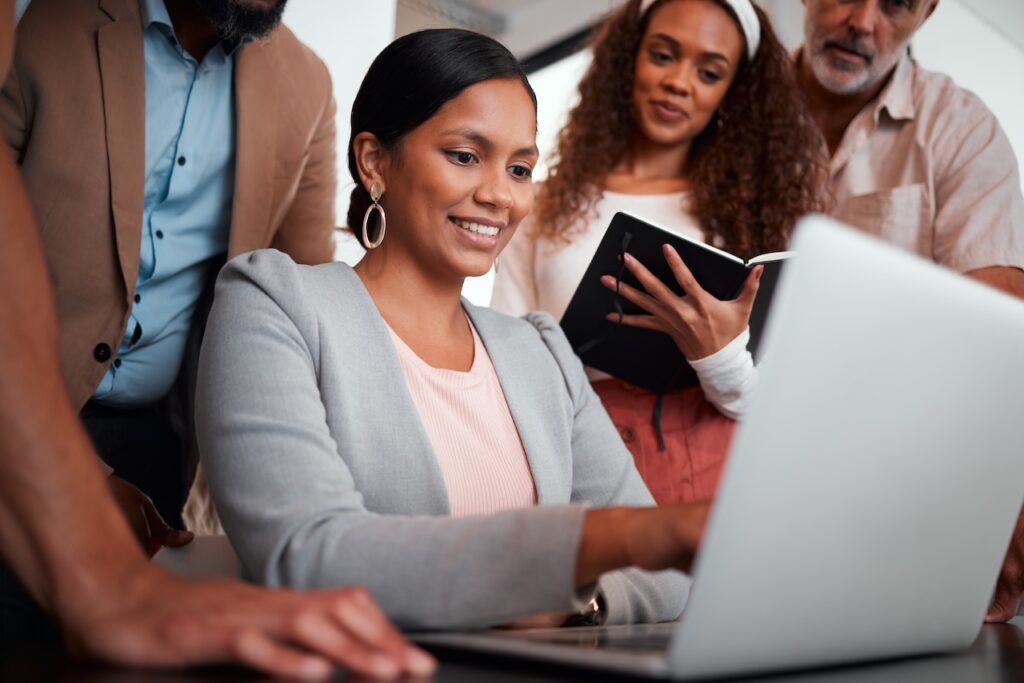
[794,0,1024,623]
[795,0,1024,295]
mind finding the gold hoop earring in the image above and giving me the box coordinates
[362,181,386,249]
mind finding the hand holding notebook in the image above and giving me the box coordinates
[560,212,791,393]
[599,244,763,361]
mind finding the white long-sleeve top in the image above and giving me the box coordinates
[492,190,757,419]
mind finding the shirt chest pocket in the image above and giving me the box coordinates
[833,183,934,258]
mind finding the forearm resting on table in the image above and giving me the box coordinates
[575,508,634,587]
[0,150,146,628]
[576,504,705,587]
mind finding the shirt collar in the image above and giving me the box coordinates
[139,0,172,32]
[872,52,916,123]
[138,0,251,56]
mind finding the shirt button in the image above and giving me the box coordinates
[155,230,164,239]
[113,358,122,368]
[620,427,636,444]
[622,381,635,392]
[93,343,112,362]
[177,156,186,166]
[134,293,141,304]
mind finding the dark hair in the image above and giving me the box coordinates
[346,28,537,245]
[195,0,287,42]
[534,0,827,258]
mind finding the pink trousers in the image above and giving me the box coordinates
[591,380,737,505]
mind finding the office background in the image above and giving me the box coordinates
[277,0,1024,305]
[15,0,1024,303]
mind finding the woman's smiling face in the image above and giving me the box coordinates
[373,77,538,280]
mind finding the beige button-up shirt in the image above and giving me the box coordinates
[823,53,1024,274]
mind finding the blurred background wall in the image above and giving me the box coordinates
[14,0,1018,303]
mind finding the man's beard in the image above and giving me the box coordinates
[808,33,906,97]
[194,0,288,42]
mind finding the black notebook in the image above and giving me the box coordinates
[559,212,791,394]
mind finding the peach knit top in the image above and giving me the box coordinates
[385,320,537,517]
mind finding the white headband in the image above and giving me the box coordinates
[638,0,761,61]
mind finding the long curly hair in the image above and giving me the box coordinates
[533,0,827,258]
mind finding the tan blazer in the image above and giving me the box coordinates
[0,0,11,81]
[1,0,337,410]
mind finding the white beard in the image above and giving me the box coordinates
[808,39,909,96]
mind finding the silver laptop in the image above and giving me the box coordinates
[416,216,1024,679]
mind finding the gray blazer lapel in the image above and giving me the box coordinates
[333,266,451,515]
[466,303,570,505]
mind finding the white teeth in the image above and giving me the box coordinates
[453,219,500,237]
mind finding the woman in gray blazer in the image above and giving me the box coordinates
[197,29,708,631]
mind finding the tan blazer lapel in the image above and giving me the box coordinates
[97,0,145,293]
[229,40,279,257]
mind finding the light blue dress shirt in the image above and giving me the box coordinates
[14,0,29,23]
[93,0,241,406]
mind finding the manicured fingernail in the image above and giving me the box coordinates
[370,654,400,679]
[406,648,437,676]
[623,253,634,264]
[600,275,614,286]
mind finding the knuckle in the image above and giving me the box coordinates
[339,587,374,612]
[345,586,372,603]
[230,629,258,662]
[289,610,320,640]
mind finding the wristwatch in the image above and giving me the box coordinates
[563,592,606,628]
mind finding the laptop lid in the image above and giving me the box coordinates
[415,216,1023,680]
[669,216,1024,678]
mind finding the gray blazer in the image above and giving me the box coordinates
[196,250,690,630]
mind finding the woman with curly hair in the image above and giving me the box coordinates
[492,0,827,505]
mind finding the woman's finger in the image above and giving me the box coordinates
[605,312,671,334]
[661,244,707,301]
[736,265,763,312]
[600,274,676,318]
[622,251,694,310]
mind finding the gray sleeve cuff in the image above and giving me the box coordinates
[599,568,691,625]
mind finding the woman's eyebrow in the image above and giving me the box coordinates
[649,33,731,65]
[441,127,539,158]
[650,33,680,50]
